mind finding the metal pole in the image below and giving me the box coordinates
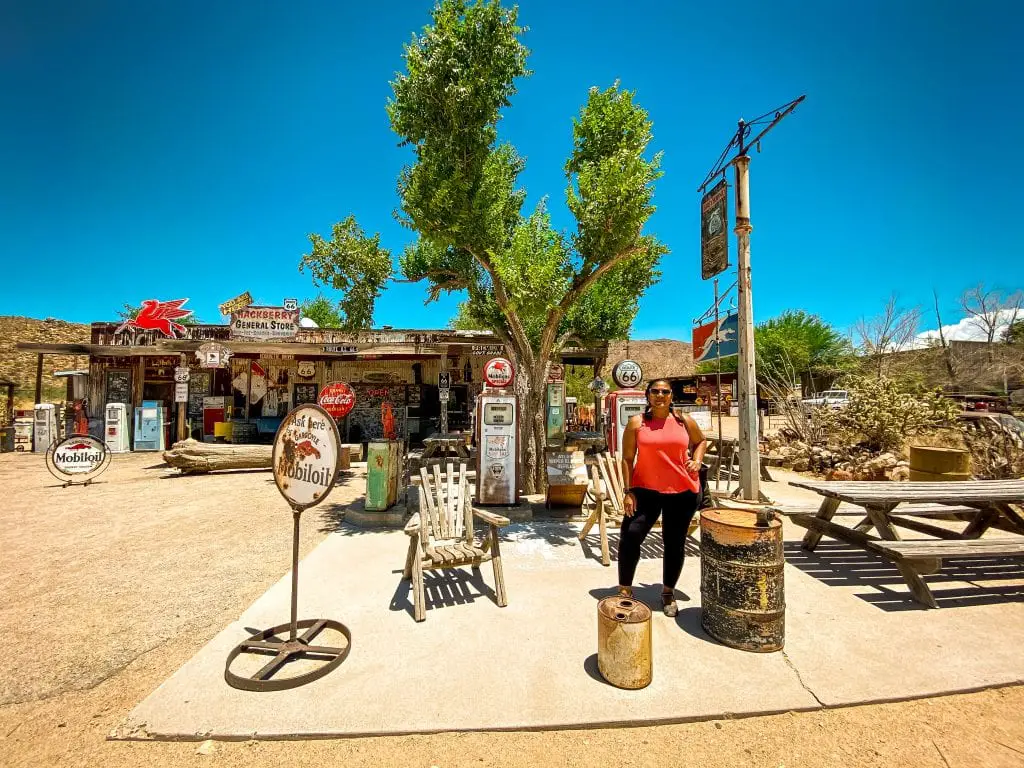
[439,348,448,435]
[714,278,723,492]
[34,354,43,405]
[290,510,301,641]
[734,149,761,501]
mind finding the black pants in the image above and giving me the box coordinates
[618,487,700,589]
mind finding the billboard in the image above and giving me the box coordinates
[693,312,739,362]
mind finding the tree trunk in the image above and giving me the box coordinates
[163,439,272,474]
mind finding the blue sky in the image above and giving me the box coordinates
[2,1,1021,340]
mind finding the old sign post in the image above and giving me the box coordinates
[45,434,111,488]
[701,178,729,280]
[224,404,351,691]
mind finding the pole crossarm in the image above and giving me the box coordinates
[697,95,806,193]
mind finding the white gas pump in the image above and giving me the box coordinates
[33,403,57,452]
[475,391,519,505]
[105,403,130,453]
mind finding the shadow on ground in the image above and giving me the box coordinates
[784,541,1024,611]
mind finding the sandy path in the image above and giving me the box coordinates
[2,451,1023,767]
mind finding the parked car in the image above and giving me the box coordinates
[802,389,849,410]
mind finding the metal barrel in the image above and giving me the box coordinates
[700,508,785,652]
[596,596,652,689]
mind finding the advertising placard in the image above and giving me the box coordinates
[611,360,643,389]
[692,312,739,362]
[701,179,729,280]
[318,381,356,419]
[483,357,514,388]
[272,404,341,511]
[218,291,253,316]
[45,434,111,484]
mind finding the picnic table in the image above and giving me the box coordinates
[781,479,1024,607]
[421,433,471,460]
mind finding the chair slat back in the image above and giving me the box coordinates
[418,462,471,544]
[596,453,624,516]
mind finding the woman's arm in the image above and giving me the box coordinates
[620,415,641,515]
[681,413,707,469]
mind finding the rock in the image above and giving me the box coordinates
[826,468,853,481]
[197,740,216,756]
[890,466,911,482]
[791,458,810,472]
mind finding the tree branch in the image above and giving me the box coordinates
[464,245,536,371]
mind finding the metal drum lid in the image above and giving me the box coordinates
[598,596,652,624]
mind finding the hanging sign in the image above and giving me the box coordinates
[114,298,192,338]
[693,312,739,362]
[230,306,300,341]
[318,381,356,419]
[218,291,253,316]
[611,360,643,389]
[45,435,111,485]
[272,404,342,511]
[297,361,315,378]
[701,179,729,280]
[483,357,514,388]
[196,342,232,369]
[546,363,565,383]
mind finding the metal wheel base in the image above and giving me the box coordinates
[224,618,351,692]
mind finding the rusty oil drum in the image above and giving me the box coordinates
[700,508,785,652]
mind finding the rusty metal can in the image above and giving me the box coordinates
[597,596,652,689]
[700,508,785,652]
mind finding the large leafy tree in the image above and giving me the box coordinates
[304,0,667,491]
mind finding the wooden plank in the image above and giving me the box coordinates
[888,515,965,540]
[431,464,445,539]
[445,461,455,540]
[419,467,438,543]
[801,497,841,550]
[452,462,463,541]
[598,457,622,517]
[862,504,938,609]
[460,465,473,542]
[490,525,507,607]
[791,512,881,550]
[868,539,1024,558]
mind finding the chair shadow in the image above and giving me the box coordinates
[784,541,1024,611]
[579,529,700,565]
[390,566,498,620]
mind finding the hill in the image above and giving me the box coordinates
[0,316,91,413]
[605,338,694,381]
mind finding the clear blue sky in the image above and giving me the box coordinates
[2,1,1021,339]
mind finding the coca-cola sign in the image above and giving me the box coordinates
[318,381,356,419]
[483,357,514,388]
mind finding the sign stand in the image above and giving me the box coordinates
[45,434,111,488]
[224,404,351,692]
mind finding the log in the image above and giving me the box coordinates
[163,439,272,474]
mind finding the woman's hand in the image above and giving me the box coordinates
[685,458,701,474]
[623,491,636,517]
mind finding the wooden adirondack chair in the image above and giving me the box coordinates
[403,462,511,622]
[579,452,700,566]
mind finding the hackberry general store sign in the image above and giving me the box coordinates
[230,306,300,341]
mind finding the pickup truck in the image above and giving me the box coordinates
[802,390,849,410]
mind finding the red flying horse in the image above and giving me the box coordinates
[115,299,192,338]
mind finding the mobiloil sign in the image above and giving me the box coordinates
[475,358,519,506]
[45,434,111,486]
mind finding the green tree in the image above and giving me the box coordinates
[298,215,393,331]
[1003,318,1024,345]
[304,1,667,491]
[299,295,344,328]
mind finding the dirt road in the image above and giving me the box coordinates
[2,451,1023,767]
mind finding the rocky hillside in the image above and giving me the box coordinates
[604,339,694,380]
[0,316,91,415]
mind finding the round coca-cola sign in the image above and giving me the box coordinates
[483,357,514,388]
[318,381,355,419]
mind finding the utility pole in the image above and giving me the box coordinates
[699,95,805,502]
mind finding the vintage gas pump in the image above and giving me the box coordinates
[105,403,130,453]
[134,400,166,451]
[545,380,565,446]
[33,403,57,452]
[605,360,647,459]
[475,358,519,506]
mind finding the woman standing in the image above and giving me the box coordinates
[617,379,707,616]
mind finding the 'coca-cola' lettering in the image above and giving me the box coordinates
[318,381,356,418]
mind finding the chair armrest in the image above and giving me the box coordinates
[472,508,510,527]
[404,513,422,536]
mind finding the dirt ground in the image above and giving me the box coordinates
[3,451,1024,768]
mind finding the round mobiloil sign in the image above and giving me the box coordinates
[45,434,111,482]
[483,357,515,388]
[611,359,644,389]
[272,404,342,511]
[318,381,356,419]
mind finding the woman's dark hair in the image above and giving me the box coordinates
[642,379,674,421]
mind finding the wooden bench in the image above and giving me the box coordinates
[403,462,510,622]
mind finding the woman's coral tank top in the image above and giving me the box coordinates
[630,416,699,494]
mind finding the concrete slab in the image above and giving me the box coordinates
[121,468,1024,739]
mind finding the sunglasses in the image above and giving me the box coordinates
[649,388,672,395]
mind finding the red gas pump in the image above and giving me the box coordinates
[605,389,647,458]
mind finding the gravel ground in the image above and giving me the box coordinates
[2,450,1024,768]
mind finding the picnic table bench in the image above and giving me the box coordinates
[779,479,1024,607]
[421,433,471,460]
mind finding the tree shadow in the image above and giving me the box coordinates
[784,541,1024,611]
[579,529,700,565]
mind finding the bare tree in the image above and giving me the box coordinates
[960,283,1023,344]
[932,289,957,384]
[853,295,921,378]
